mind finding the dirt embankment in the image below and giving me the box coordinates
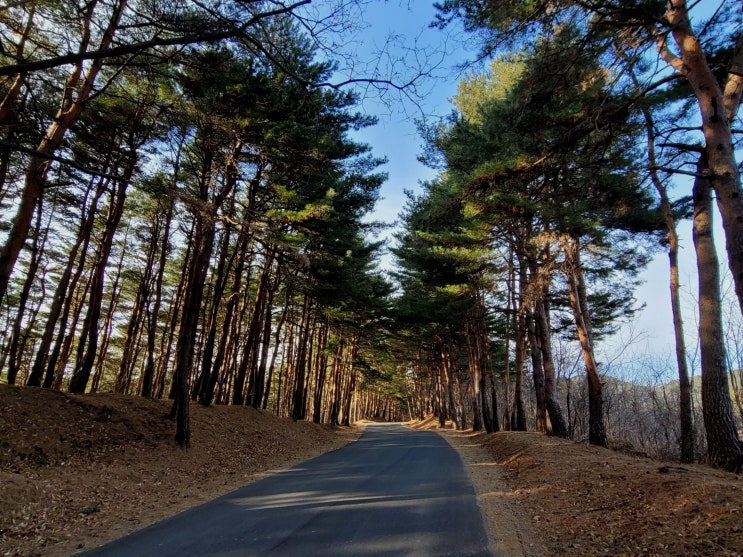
[0,384,358,557]
[435,423,742,557]
[2,385,741,557]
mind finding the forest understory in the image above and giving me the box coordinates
[1,384,741,557]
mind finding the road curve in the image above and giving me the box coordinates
[77,423,494,557]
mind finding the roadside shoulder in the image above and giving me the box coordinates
[435,429,549,557]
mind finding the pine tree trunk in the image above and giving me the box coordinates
[91,229,127,393]
[291,296,314,420]
[53,267,96,390]
[526,311,548,433]
[512,251,528,431]
[192,226,232,401]
[312,321,329,423]
[666,6,743,320]
[171,214,216,447]
[254,281,276,410]
[501,272,512,431]
[5,199,44,384]
[328,338,345,426]
[142,157,178,399]
[340,339,359,426]
[632,66,696,462]
[262,281,291,410]
[155,220,195,400]
[233,256,272,406]
[199,233,250,405]
[692,160,743,472]
[117,216,160,393]
[466,318,485,431]
[41,234,96,389]
[247,256,276,408]
[0,0,128,304]
[27,180,105,387]
[564,236,607,448]
[536,295,568,437]
[69,164,131,394]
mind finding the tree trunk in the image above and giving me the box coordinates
[233,254,273,406]
[665,7,743,319]
[535,294,568,437]
[116,224,158,394]
[466,317,485,432]
[171,202,218,447]
[5,199,45,384]
[312,321,329,423]
[692,159,743,472]
[69,162,132,394]
[340,339,359,427]
[247,254,277,408]
[526,311,548,433]
[154,219,194,400]
[564,236,607,448]
[638,98,695,463]
[0,0,128,304]
[262,279,291,411]
[142,148,179,399]
[291,296,314,420]
[91,230,127,393]
[512,257,528,431]
[198,232,250,406]
[192,225,233,401]
[328,337,345,426]
[27,179,106,387]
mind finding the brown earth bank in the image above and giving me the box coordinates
[433,424,743,557]
[1,385,741,557]
[0,384,358,557]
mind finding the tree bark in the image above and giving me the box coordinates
[198,230,250,405]
[0,0,128,304]
[564,236,607,448]
[91,229,128,393]
[535,295,568,437]
[192,225,233,401]
[263,277,291,410]
[5,198,45,384]
[692,159,743,472]
[291,295,314,420]
[116,223,158,394]
[636,93,695,463]
[233,254,273,406]
[663,6,743,319]
[68,160,132,394]
[171,211,216,447]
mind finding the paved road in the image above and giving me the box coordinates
[78,423,493,557]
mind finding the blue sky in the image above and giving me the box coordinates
[341,1,474,254]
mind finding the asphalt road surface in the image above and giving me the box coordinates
[78,423,494,557]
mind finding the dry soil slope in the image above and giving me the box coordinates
[0,384,357,557]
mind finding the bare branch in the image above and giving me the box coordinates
[0,139,123,180]
[0,0,311,77]
[648,164,712,178]
[657,142,705,153]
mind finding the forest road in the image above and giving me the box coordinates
[76,423,495,557]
